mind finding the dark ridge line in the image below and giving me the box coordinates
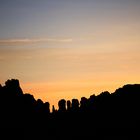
[0,79,140,139]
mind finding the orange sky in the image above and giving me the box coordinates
[0,0,140,109]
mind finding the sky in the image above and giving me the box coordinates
[0,0,140,109]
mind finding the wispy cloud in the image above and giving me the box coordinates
[0,37,73,46]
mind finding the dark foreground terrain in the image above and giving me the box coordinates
[0,79,140,139]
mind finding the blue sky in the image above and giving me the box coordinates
[1,0,140,39]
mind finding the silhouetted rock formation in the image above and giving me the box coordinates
[58,99,66,113]
[0,79,140,139]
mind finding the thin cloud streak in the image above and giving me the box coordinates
[0,38,73,46]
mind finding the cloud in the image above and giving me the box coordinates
[0,37,73,46]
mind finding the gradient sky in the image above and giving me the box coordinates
[0,0,140,109]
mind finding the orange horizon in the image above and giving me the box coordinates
[20,79,139,110]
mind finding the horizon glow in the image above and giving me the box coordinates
[0,0,140,109]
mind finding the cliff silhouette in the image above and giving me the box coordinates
[0,79,140,139]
